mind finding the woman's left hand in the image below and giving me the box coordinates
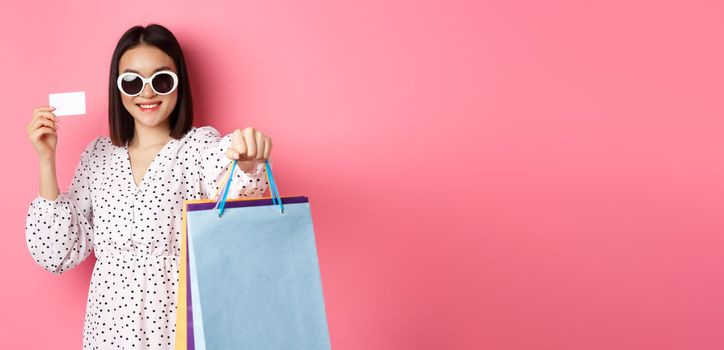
[227,127,272,172]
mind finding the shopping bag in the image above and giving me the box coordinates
[174,159,246,350]
[180,159,331,350]
[174,198,196,350]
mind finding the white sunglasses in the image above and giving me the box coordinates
[116,70,179,97]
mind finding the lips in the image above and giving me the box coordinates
[137,101,162,112]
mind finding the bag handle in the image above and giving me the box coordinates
[213,159,284,217]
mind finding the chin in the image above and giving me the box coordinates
[137,116,171,129]
[130,111,170,128]
[124,103,173,129]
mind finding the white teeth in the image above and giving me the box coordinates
[139,103,159,109]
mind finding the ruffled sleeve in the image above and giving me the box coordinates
[25,138,99,275]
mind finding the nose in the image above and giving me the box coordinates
[140,82,156,98]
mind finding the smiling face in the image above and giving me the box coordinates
[118,44,179,132]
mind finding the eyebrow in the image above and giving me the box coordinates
[122,66,172,74]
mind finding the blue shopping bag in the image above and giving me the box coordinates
[184,160,331,350]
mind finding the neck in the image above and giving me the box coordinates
[129,120,173,148]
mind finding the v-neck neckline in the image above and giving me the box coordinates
[124,138,175,191]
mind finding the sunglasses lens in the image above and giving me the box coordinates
[152,73,176,94]
[120,74,143,95]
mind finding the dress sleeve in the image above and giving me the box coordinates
[25,138,98,275]
[196,126,269,199]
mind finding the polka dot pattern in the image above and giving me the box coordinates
[25,126,269,349]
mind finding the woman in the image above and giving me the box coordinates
[25,24,272,349]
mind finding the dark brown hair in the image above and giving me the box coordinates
[108,24,193,146]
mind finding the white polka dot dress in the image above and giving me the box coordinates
[25,126,269,349]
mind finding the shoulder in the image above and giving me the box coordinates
[79,136,112,160]
[182,126,222,147]
[191,126,221,141]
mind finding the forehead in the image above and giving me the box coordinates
[118,45,177,75]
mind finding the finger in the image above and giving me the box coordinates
[38,113,59,127]
[32,117,57,132]
[28,118,52,136]
[231,130,247,156]
[255,131,265,160]
[243,128,256,158]
[263,138,272,159]
[33,111,59,126]
[226,149,239,160]
[31,108,57,123]
[27,111,50,131]
[34,106,56,114]
[30,127,55,143]
[40,111,59,122]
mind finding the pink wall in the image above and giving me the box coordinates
[2,0,723,349]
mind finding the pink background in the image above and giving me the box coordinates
[1,0,723,349]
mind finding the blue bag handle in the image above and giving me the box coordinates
[214,159,284,217]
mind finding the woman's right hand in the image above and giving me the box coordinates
[27,105,59,160]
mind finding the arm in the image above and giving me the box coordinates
[196,126,269,199]
[38,156,60,201]
[25,139,98,275]
[28,105,60,201]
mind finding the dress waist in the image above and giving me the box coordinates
[96,250,180,262]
